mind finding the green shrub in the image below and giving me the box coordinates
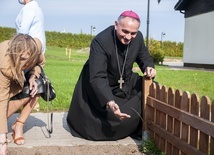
[148,39,165,64]
[1,26,183,57]
[150,48,165,64]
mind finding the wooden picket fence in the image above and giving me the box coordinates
[142,77,214,155]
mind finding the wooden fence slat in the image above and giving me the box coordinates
[147,83,157,139]
[156,85,162,127]
[166,87,175,155]
[142,78,153,144]
[210,100,214,155]
[155,84,162,150]
[150,83,156,98]
[142,77,153,131]
[159,86,167,152]
[173,89,182,155]
[199,96,211,154]
[181,91,191,155]
[189,93,200,149]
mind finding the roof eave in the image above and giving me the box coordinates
[174,0,187,11]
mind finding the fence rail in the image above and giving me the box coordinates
[142,77,214,155]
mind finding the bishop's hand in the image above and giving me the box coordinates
[106,101,131,120]
[144,67,156,79]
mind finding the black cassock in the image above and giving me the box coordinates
[67,26,154,140]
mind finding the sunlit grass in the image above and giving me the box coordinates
[155,66,214,101]
[39,46,88,111]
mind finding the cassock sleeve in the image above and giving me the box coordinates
[88,38,114,108]
[135,32,155,72]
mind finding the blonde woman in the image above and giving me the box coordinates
[0,34,45,155]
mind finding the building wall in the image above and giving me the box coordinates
[183,11,214,68]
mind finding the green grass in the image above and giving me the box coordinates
[39,46,214,112]
[155,65,214,101]
[140,138,166,155]
[39,46,88,111]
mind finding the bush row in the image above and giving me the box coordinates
[0,26,183,63]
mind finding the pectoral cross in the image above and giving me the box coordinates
[118,77,124,89]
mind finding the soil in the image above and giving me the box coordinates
[8,145,143,155]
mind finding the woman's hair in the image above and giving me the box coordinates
[7,33,40,83]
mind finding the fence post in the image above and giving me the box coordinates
[142,76,153,141]
[69,48,71,59]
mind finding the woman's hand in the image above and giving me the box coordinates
[28,75,38,97]
[107,101,131,120]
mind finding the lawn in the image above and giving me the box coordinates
[39,46,214,111]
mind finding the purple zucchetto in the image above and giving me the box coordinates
[120,10,140,21]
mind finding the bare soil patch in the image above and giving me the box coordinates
[8,145,143,155]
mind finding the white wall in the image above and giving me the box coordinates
[183,11,214,65]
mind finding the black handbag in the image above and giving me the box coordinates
[20,66,56,102]
[37,65,56,102]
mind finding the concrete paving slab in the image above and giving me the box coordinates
[7,112,142,148]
